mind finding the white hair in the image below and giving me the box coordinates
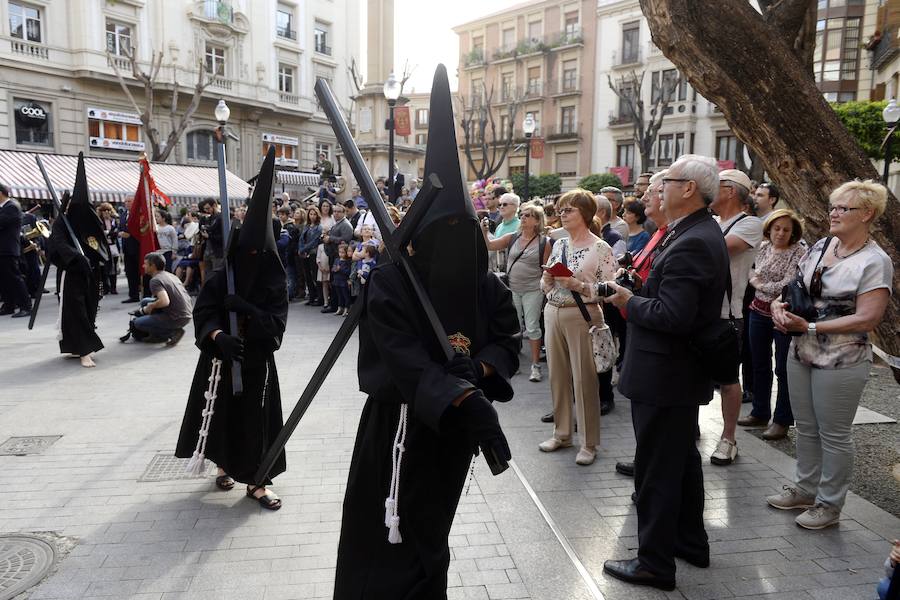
[594,194,612,220]
[670,155,719,205]
[648,169,668,186]
[499,192,520,208]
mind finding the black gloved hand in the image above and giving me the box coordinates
[445,354,484,385]
[457,390,511,475]
[214,332,244,362]
[223,294,259,316]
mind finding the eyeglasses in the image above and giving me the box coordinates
[498,202,513,207]
[520,213,534,218]
[828,205,861,215]
[662,178,690,186]
[558,207,577,214]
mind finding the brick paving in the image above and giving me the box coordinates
[0,290,896,600]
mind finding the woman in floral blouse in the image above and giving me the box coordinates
[738,209,805,440]
[539,189,617,466]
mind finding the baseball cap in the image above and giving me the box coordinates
[719,169,752,192]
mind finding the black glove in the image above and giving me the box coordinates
[445,355,484,385]
[214,332,244,362]
[457,390,511,475]
[223,294,259,317]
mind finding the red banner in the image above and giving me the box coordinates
[127,160,160,274]
[394,106,411,137]
[609,166,631,187]
[531,137,544,159]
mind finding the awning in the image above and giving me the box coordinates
[275,170,320,187]
[0,150,249,207]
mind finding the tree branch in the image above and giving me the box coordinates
[763,0,815,41]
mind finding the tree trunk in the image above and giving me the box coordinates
[641,0,900,382]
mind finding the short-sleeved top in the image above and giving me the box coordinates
[157,224,178,254]
[792,238,893,369]
[718,213,763,317]
[494,217,521,239]
[506,235,544,293]
[149,271,192,326]
[626,230,650,254]
[542,237,617,307]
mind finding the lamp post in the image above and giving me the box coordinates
[214,98,242,395]
[383,72,401,203]
[882,98,900,186]
[522,113,536,202]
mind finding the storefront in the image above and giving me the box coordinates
[13,98,53,147]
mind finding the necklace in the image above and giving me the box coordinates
[833,238,869,260]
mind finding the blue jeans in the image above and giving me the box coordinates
[748,310,793,426]
[133,298,182,338]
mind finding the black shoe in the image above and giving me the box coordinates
[109,289,118,295]
[674,547,710,569]
[11,309,31,319]
[0,306,14,316]
[600,399,615,416]
[540,412,554,423]
[122,298,140,304]
[320,306,337,313]
[165,328,186,347]
[309,300,323,306]
[603,558,675,591]
[119,332,131,343]
[742,390,753,404]
[41,288,50,294]
[615,461,634,477]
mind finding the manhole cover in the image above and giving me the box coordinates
[138,453,215,482]
[0,436,61,456]
[0,534,57,600]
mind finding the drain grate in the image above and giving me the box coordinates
[0,436,61,456]
[0,534,57,600]
[138,453,215,482]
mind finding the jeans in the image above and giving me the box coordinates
[748,310,793,425]
[133,298,183,339]
[787,353,869,510]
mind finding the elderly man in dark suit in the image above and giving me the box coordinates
[117,195,141,303]
[0,184,32,318]
[600,154,729,591]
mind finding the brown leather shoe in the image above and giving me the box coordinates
[737,415,768,427]
[761,423,789,440]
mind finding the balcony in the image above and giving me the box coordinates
[107,53,131,72]
[10,39,49,60]
[549,76,581,96]
[277,27,297,41]
[315,43,332,56]
[524,81,543,97]
[871,27,900,71]
[608,111,634,126]
[547,123,581,141]
[279,92,299,105]
[209,76,233,91]
[463,48,485,68]
[553,28,584,49]
[611,48,643,68]
[203,0,234,24]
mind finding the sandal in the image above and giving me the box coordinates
[246,485,282,511]
[215,475,235,491]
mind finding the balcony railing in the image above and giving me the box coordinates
[10,39,49,60]
[107,54,131,72]
[871,27,900,70]
[204,0,234,24]
[277,27,297,41]
[463,48,485,68]
[209,76,232,91]
[279,92,299,105]
[554,28,584,48]
[315,44,332,56]
[612,48,643,68]
[548,123,581,140]
[608,111,634,126]
[548,76,581,95]
[524,81,543,97]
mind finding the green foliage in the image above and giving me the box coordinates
[510,173,562,200]
[577,173,624,193]
[831,101,889,160]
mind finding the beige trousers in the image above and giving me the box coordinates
[545,303,602,449]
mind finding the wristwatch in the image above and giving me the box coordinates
[807,322,817,336]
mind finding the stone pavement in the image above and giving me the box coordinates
[0,289,896,600]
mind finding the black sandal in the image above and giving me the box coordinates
[246,485,282,510]
[215,475,235,491]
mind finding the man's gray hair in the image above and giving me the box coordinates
[648,169,668,187]
[594,194,612,220]
[600,186,624,205]
[670,155,719,205]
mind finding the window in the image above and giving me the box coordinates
[674,132,685,159]
[9,2,41,42]
[508,164,526,177]
[278,63,294,93]
[501,72,514,100]
[527,20,541,41]
[616,141,634,169]
[651,69,679,105]
[316,142,331,160]
[502,27,515,51]
[415,108,429,127]
[263,142,295,162]
[13,98,51,145]
[472,35,484,53]
[564,11,579,35]
[618,81,635,119]
[500,114,510,139]
[656,133,674,166]
[527,66,541,95]
[204,44,225,76]
[621,21,640,63]
[87,107,143,152]
[716,132,738,163]
[471,78,484,105]
[556,152,577,177]
[106,21,132,56]
[560,106,576,133]
[813,16,861,83]
[562,60,577,91]
[186,130,215,161]
[276,5,294,39]
[314,24,331,55]
[415,133,427,146]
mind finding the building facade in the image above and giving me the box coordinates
[454,0,597,189]
[1,0,360,189]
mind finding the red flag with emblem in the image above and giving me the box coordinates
[127,159,160,274]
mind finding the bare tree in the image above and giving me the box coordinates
[458,82,523,181]
[108,46,212,162]
[608,69,683,173]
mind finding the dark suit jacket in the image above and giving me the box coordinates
[0,199,23,257]
[618,207,728,407]
[119,209,139,255]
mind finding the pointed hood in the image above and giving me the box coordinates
[230,147,284,298]
[64,152,110,265]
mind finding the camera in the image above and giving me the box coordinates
[615,252,637,291]
[598,282,617,298]
[129,307,144,317]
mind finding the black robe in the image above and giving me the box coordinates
[175,270,288,484]
[334,264,519,600]
[48,222,104,357]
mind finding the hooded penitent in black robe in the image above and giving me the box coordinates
[333,64,520,600]
[48,153,108,357]
[175,148,288,485]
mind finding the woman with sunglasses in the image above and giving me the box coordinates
[769,180,892,530]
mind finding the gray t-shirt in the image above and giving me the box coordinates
[506,235,544,293]
[149,271,192,326]
[157,224,178,254]
[718,213,763,317]
[793,238,893,369]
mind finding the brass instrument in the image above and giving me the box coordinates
[21,220,50,254]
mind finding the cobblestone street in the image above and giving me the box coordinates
[0,291,897,600]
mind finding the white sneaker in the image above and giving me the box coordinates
[710,438,738,466]
[529,364,542,382]
[795,503,841,530]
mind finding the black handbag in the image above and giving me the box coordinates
[690,269,741,385]
[780,237,830,331]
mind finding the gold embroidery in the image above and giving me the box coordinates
[448,332,471,356]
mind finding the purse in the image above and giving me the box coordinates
[780,237,830,330]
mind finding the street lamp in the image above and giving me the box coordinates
[882,98,900,185]
[522,113,536,202]
[383,72,401,203]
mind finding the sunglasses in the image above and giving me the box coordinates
[520,212,534,218]
[498,202,513,207]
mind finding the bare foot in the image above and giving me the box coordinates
[80,355,96,368]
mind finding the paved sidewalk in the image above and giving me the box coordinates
[0,291,896,600]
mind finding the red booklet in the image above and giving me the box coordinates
[542,262,573,277]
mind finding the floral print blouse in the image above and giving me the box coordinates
[541,237,617,307]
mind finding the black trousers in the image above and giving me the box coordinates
[632,400,708,579]
[0,255,31,310]
[123,249,140,299]
[301,253,318,301]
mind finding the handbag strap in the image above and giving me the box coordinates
[560,239,593,323]
[506,233,537,276]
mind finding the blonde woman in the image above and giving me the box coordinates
[539,189,616,465]
[769,180,893,529]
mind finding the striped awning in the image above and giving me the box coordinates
[275,170,320,187]
[0,150,249,207]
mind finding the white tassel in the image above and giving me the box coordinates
[384,498,395,528]
[387,515,402,544]
[384,403,408,545]
[55,270,67,341]
[185,358,222,475]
